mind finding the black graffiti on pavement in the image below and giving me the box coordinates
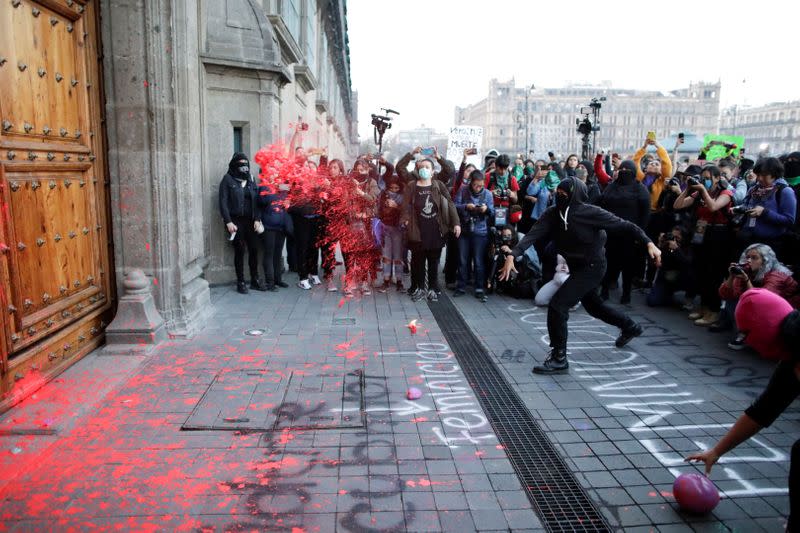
[500,349,530,363]
[211,377,416,532]
[683,354,768,397]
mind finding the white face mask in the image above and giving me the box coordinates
[418,168,432,180]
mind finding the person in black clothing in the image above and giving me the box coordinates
[598,160,652,303]
[686,289,800,530]
[498,177,661,374]
[218,152,265,294]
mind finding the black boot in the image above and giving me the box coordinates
[532,348,569,374]
[236,281,249,294]
[600,287,610,301]
[620,291,631,305]
[615,321,643,348]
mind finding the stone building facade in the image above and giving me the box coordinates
[455,79,720,158]
[101,0,359,337]
[719,101,800,155]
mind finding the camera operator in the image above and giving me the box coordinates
[735,157,797,261]
[486,154,520,211]
[673,165,734,326]
[646,227,693,308]
[454,170,495,301]
[717,243,799,349]
[487,225,520,295]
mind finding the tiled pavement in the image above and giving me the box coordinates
[0,272,796,532]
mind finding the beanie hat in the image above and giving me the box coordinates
[735,288,794,361]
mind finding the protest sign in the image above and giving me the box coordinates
[702,134,745,160]
[446,126,483,168]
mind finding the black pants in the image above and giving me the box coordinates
[291,214,320,280]
[231,216,260,283]
[261,229,286,287]
[693,227,734,311]
[548,259,632,350]
[602,235,638,297]
[410,242,442,292]
[444,233,459,285]
[317,217,336,278]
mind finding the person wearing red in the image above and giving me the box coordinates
[484,154,519,225]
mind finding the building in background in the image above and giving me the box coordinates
[455,79,720,158]
[720,101,800,155]
[0,0,358,409]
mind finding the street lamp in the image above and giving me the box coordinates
[524,84,536,156]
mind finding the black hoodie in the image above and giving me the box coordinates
[511,177,651,266]
[599,160,651,230]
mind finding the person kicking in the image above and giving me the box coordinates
[499,172,661,374]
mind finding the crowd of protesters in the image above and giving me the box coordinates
[219,125,800,351]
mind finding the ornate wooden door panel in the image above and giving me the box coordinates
[0,0,112,409]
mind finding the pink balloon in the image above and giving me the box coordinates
[406,387,422,400]
[673,473,720,514]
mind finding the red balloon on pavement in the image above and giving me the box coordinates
[406,387,422,400]
[673,473,720,514]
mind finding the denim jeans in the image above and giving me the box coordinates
[457,233,488,291]
[382,225,404,279]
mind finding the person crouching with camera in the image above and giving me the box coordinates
[454,170,495,301]
[717,243,800,349]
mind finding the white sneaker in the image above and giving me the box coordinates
[361,282,372,296]
[327,280,338,292]
[310,275,322,285]
[297,279,312,290]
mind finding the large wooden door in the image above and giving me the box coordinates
[0,0,112,410]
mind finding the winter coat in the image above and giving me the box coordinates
[401,179,459,243]
[740,179,797,240]
[257,188,289,231]
[719,269,800,308]
[599,170,651,231]
[218,173,259,223]
[396,152,455,187]
[511,178,651,267]
[633,145,673,211]
[455,187,495,236]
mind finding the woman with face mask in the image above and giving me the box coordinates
[673,164,735,326]
[454,170,495,301]
[339,159,380,296]
[400,147,461,302]
[218,152,265,294]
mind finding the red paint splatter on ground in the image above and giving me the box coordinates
[143,80,149,87]
[407,319,418,334]
[495,444,505,450]
[338,298,345,308]
[153,277,159,285]
[474,450,485,457]
[145,242,150,251]
[338,489,348,495]
[410,417,428,423]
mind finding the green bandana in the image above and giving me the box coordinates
[786,175,800,187]
[544,171,560,191]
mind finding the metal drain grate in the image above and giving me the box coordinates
[428,296,610,533]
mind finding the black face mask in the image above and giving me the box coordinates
[556,194,570,211]
[785,160,800,179]
[237,165,250,175]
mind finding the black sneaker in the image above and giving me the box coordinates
[475,290,487,302]
[378,280,391,293]
[615,322,643,348]
[251,280,268,292]
[620,292,631,305]
[236,281,249,294]
[427,290,439,302]
[410,289,426,302]
[532,348,569,374]
[453,288,466,297]
[396,280,404,292]
[276,281,289,288]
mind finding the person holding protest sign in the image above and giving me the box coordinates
[498,177,661,374]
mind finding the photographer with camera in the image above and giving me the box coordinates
[717,243,799,348]
[735,157,797,261]
[485,154,520,213]
[454,170,495,301]
[673,164,734,326]
[646,227,694,307]
[487,225,526,296]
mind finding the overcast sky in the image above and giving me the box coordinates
[348,0,800,140]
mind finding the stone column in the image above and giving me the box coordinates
[101,0,212,337]
[104,270,167,354]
